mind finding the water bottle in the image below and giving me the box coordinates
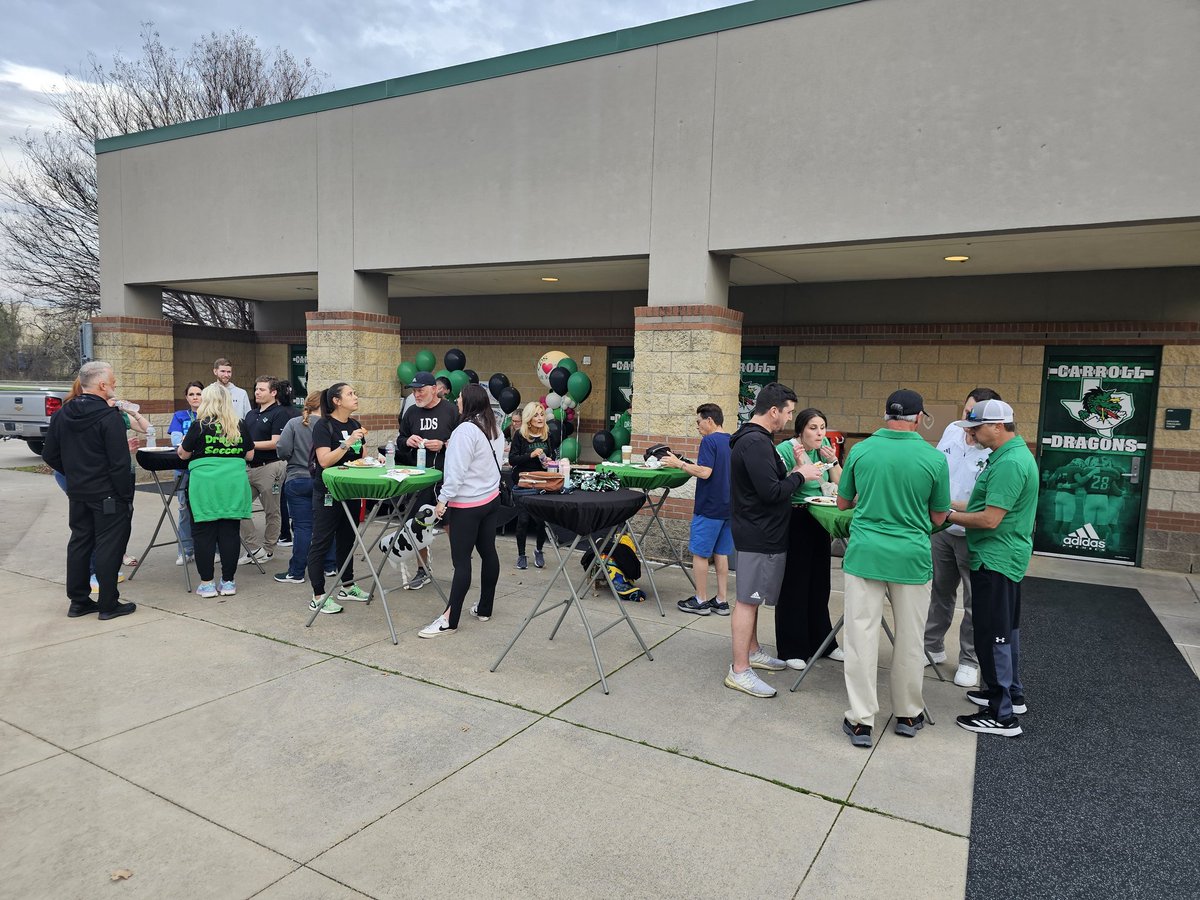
[145,425,157,448]
[385,439,396,468]
[416,444,427,471]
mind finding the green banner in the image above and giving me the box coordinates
[1034,347,1160,566]
[289,344,308,406]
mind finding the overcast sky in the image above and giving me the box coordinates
[0,0,731,175]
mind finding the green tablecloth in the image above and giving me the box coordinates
[596,462,691,491]
[322,466,443,502]
[805,502,950,540]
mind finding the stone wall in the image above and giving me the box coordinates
[305,311,402,435]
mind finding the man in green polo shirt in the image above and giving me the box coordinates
[944,398,1039,738]
[836,389,950,748]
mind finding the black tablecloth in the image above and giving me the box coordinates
[519,489,645,535]
[136,447,184,472]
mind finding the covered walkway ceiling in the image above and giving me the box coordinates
[155,220,1200,303]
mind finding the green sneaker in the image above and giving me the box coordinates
[310,596,343,615]
[337,584,370,602]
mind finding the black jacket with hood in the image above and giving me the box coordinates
[42,394,134,503]
[729,421,804,554]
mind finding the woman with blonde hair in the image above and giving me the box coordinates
[177,382,253,598]
[507,400,559,569]
[274,391,336,586]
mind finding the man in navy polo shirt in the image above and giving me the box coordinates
[238,376,292,565]
[662,403,732,616]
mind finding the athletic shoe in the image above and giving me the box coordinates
[748,647,787,672]
[470,604,489,622]
[924,650,947,666]
[966,690,1028,716]
[843,718,872,748]
[337,584,370,602]
[218,580,237,596]
[237,548,272,565]
[724,665,776,698]
[405,568,430,590]
[785,658,807,671]
[828,647,846,662]
[533,550,545,568]
[309,596,343,615]
[954,664,979,687]
[677,596,711,616]
[707,598,731,616]
[273,571,306,584]
[418,614,455,638]
[68,600,100,618]
[196,581,218,598]
[516,555,528,570]
[895,713,926,737]
[277,538,293,547]
[98,602,136,621]
[324,567,339,578]
[89,573,125,592]
[956,711,1022,737]
[175,552,194,566]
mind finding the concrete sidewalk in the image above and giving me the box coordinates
[1,450,1196,899]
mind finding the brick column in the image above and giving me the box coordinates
[1143,344,1200,572]
[630,304,742,557]
[305,311,402,438]
[91,316,175,439]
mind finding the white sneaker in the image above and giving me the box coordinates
[784,658,807,671]
[175,552,193,566]
[470,604,489,622]
[237,548,272,565]
[418,614,455,638]
[828,647,846,662]
[748,647,787,672]
[954,664,980,687]
[724,665,776,698]
[924,650,947,667]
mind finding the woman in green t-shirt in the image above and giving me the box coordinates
[775,408,843,669]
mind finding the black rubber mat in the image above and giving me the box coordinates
[965,576,1200,899]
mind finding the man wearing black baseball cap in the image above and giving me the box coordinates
[836,389,951,747]
[944,398,1039,738]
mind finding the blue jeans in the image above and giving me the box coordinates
[284,477,334,579]
[176,471,193,555]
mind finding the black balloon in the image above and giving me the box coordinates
[497,386,521,414]
[592,430,616,458]
[464,369,479,384]
[561,419,575,439]
[548,365,571,396]
[547,419,562,444]
[444,348,467,371]
[488,373,510,398]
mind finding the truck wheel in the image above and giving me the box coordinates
[26,440,44,455]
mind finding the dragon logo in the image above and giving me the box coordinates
[1061,378,1134,437]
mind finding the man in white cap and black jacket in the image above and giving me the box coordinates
[725,382,824,698]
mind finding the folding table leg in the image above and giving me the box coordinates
[491,529,576,672]
[638,488,696,591]
[617,520,666,617]
[128,472,192,592]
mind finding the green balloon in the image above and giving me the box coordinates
[414,349,437,373]
[559,436,579,462]
[435,369,452,384]
[396,361,417,385]
[448,369,469,397]
[558,357,578,375]
[502,415,511,433]
[552,407,565,422]
[566,371,592,403]
[608,448,624,463]
[611,425,631,448]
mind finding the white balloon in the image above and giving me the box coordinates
[545,391,563,410]
[560,396,576,409]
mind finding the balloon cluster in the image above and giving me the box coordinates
[592,410,631,463]
[535,350,591,462]
[395,348,478,399]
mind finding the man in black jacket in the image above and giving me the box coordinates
[42,361,137,620]
[726,382,822,698]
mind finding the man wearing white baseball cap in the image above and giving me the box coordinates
[944,398,1039,738]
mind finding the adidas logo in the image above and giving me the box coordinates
[1062,523,1106,551]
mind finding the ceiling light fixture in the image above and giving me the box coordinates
[541,276,559,283]
[944,255,970,263]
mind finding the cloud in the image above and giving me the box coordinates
[0,61,73,96]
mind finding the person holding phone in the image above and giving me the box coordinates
[168,380,204,565]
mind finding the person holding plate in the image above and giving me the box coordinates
[775,408,843,669]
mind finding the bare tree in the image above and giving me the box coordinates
[0,25,326,345]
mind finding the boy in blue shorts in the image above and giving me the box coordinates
[661,403,733,616]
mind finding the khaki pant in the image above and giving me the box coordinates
[240,460,285,553]
[842,574,931,728]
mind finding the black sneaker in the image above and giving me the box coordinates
[677,596,711,615]
[895,712,925,737]
[405,568,430,590]
[67,600,100,618]
[98,602,137,621]
[967,689,1028,716]
[706,597,731,616]
[843,718,872,748]
[956,711,1022,737]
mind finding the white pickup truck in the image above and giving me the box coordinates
[0,383,71,455]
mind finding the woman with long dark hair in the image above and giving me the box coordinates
[775,407,843,669]
[305,383,371,615]
[419,383,505,637]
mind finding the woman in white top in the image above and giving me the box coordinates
[419,383,506,637]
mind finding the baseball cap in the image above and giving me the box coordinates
[885,389,925,417]
[407,372,437,389]
[953,398,1014,428]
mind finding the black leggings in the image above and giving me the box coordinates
[307,491,356,596]
[513,487,545,555]
[446,497,500,629]
[775,505,835,661]
[193,518,241,582]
